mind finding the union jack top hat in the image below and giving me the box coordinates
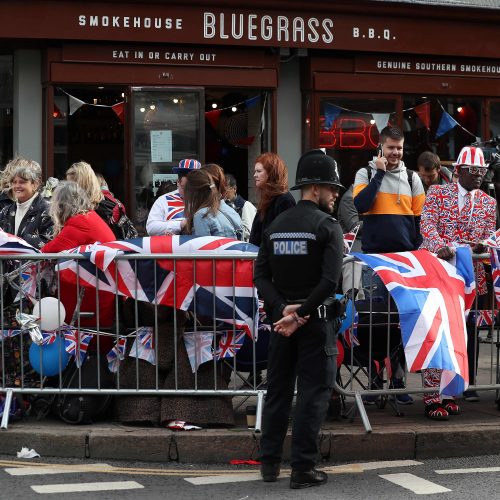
[452,146,486,167]
[172,158,201,174]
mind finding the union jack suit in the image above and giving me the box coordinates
[420,182,496,404]
[420,182,496,295]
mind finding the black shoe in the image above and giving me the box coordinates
[327,398,342,421]
[261,462,280,482]
[290,468,328,489]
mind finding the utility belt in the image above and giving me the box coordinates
[288,297,344,321]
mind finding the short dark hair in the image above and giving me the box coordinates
[379,125,404,143]
[417,151,441,171]
[225,173,237,188]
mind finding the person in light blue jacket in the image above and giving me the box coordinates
[184,169,242,238]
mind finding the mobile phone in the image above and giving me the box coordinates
[377,143,383,156]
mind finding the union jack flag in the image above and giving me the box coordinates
[164,190,185,221]
[215,329,246,360]
[471,309,497,327]
[490,248,500,309]
[41,331,58,345]
[63,328,93,367]
[484,228,500,248]
[183,330,214,372]
[343,223,361,255]
[0,329,21,340]
[353,247,475,396]
[55,236,259,337]
[106,336,127,373]
[342,310,360,348]
[129,327,156,365]
[0,228,40,255]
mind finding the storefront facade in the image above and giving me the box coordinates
[1,0,499,229]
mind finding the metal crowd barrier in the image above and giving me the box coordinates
[2,251,500,436]
[335,254,500,433]
[0,251,265,430]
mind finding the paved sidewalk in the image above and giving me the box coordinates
[1,337,499,464]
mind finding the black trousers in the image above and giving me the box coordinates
[259,318,337,471]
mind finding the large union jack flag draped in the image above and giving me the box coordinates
[54,236,259,337]
[0,228,40,255]
[353,247,475,396]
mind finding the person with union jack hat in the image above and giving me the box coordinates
[420,145,496,419]
[146,159,201,236]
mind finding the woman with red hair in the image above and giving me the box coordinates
[249,152,295,246]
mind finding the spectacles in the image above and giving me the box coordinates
[460,165,488,176]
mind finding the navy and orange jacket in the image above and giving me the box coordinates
[353,161,425,253]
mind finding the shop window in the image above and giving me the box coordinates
[53,86,125,200]
[131,88,202,235]
[0,55,13,167]
[490,101,500,138]
[318,96,397,188]
[403,96,482,171]
[204,89,271,203]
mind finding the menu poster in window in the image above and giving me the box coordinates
[150,130,172,163]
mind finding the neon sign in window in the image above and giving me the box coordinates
[319,117,379,149]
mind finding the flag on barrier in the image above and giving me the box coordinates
[343,223,361,255]
[490,247,500,309]
[54,236,259,337]
[0,228,40,255]
[215,329,246,360]
[472,309,496,327]
[353,247,475,396]
[63,329,93,367]
[106,336,127,373]
[129,327,156,365]
[183,330,214,372]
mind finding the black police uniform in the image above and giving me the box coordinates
[254,197,344,472]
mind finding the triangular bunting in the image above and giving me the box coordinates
[205,109,222,129]
[371,113,391,133]
[323,103,342,130]
[69,95,85,115]
[414,102,431,129]
[111,102,125,124]
[435,111,458,138]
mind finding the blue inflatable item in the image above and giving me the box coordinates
[337,294,355,335]
[29,336,70,377]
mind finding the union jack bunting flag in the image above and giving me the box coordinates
[342,310,360,348]
[55,236,259,337]
[129,327,156,366]
[215,329,246,360]
[106,336,127,373]
[490,248,500,309]
[63,328,93,367]
[164,191,185,221]
[353,247,475,397]
[0,329,21,340]
[471,309,497,328]
[41,331,57,345]
[183,330,214,373]
[484,228,500,248]
[343,223,361,255]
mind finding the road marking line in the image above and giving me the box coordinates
[323,460,423,473]
[186,473,262,485]
[379,473,451,494]
[435,467,500,474]
[31,481,144,494]
[6,465,111,476]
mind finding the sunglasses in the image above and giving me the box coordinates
[459,165,488,176]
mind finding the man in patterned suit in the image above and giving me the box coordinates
[420,145,496,419]
[146,159,201,235]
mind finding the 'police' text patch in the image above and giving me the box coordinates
[273,240,308,255]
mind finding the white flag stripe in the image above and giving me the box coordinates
[435,467,500,474]
[31,481,144,494]
[379,473,451,494]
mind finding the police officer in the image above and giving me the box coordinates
[254,149,344,489]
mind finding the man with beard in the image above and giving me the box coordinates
[254,149,344,489]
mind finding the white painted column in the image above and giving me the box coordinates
[13,50,43,165]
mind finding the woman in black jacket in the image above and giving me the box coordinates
[249,152,296,246]
[0,157,53,248]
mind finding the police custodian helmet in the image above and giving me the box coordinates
[291,149,345,191]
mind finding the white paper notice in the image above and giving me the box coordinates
[150,130,172,163]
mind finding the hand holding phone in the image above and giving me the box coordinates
[375,143,387,171]
[377,143,383,157]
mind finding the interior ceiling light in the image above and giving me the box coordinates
[150,104,156,110]
[231,106,237,112]
[173,98,179,104]
[140,107,146,113]
[211,103,218,109]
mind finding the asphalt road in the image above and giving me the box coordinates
[0,453,499,499]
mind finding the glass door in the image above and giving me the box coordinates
[130,87,204,235]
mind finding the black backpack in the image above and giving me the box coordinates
[96,193,138,240]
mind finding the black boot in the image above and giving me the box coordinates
[260,462,280,482]
[290,468,328,489]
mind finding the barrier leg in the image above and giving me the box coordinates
[1,389,14,430]
[354,391,373,433]
[254,390,265,434]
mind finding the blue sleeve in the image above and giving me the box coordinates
[353,169,385,213]
[193,211,211,236]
